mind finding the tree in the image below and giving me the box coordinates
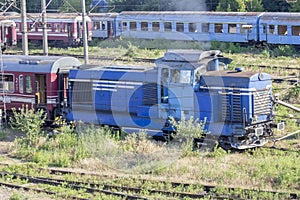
[288,1,300,12]
[216,0,246,11]
[245,0,264,11]
[59,0,93,13]
[262,0,290,12]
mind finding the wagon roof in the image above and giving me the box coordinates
[11,13,91,22]
[119,11,262,16]
[2,55,81,73]
[260,12,300,21]
[88,12,119,19]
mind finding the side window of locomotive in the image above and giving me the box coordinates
[162,68,169,82]
[202,23,209,33]
[19,75,24,94]
[25,76,32,94]
[278,25,287,35]
[189,23,197,32]
[171,70,192,84]
[130,22,137,31]
[0,74,14,93]
[141,22,148,31]
[228,24,237,34]
[152,22,160,32]
[176,22,184,32]
[214,23,223,33]
[164,22,172,32]
[292,26,300,36]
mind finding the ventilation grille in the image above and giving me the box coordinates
[143,83,158,106]
[72,82,93,104]
[222,90,242,122]
[254,89,272,115]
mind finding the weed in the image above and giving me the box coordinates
[170,116,207,157]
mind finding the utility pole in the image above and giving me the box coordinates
[42,0,48,56]
[81,0,89,64]
[21,0,28,55]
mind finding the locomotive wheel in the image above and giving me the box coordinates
[218,136,232,151]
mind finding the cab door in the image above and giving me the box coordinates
[158,68,194,120]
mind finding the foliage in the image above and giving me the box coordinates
[262,0,290,12]
[289,0,300,12]
[10,115,87,167]
[271,45,297,57]
[10,105,46,148]
[216,0,246,11]
[245,0,264,11]
[170,116,207,157]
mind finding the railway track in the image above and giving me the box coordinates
[0,167,298,199]
[5,51,300,72]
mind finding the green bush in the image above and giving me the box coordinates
[10,113,88,167]
[10,105,46,148]
[170,116,207,157]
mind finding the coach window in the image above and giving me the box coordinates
[130,22,137,31]
[263,24,267,34]
[176,22,184,32]
[292,26,300,36]
[122,22,128,31]
[16,23,20,31]
[215,23,223,33]
[228,24,237,33]
[278,25,287,35]
[93,22,100,30]
[19,75,24,94]
[0,74,14,93]
[54,24,60,32]
[37,23,42,32]
[47,23,52,32]
[152,22,160,32]
[164,22,172,32]
[141,22,148,31]
[202,23,209,33]
[28,23,34,32]
[189,23,197,32]
[269,25,275,34]
[25,76,32,94]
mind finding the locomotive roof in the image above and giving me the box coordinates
[201,70,271,81]
[1,55,81,73]
[155,50,228,70]
[76,64,154,72]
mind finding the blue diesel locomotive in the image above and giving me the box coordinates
[65,50,283,150]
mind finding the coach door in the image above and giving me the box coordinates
[67,23,73,42]
[35,75,47,106]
